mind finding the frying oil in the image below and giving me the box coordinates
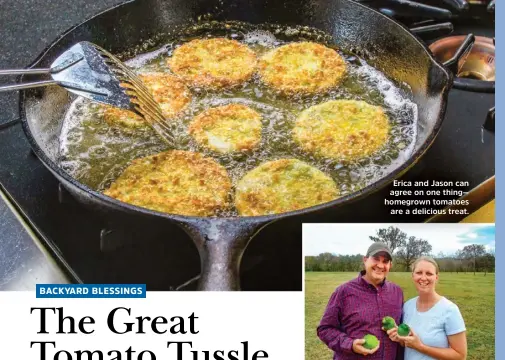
[59,22,418,217]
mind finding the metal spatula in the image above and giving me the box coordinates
[0,41,174,145]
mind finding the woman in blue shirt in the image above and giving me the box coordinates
[386,256,467,360]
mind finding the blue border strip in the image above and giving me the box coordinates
[495,2,501,358]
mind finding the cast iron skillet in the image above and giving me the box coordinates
[19,0,452,291]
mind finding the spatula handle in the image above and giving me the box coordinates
[0,68,51,75]
[0,80,58,92]
[0,68,56,92]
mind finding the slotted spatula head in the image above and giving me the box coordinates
[50,41,175,145]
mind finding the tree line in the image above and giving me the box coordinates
[305,226,495,274]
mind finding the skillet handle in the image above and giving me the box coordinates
[178,218,271,291]
[442,34,475,74]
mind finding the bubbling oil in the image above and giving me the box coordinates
[59,22,418,217]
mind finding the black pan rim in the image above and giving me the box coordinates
[19,0,453,225]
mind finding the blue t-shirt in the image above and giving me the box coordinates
[403,296,466,360]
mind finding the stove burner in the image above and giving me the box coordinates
[430,35,495,81]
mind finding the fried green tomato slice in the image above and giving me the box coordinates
[293,100,390,162]
[188,104,262,153]
[258,42,347,95]
[168,38,257,89]
[103,150,232,216]
[235,159,339,216]
[103,73,192,128]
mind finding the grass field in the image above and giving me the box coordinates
[305,272,495,360]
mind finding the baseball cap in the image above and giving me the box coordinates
[366,242,393,260]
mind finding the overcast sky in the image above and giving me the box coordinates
[303,223,495,256]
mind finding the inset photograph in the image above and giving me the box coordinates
[304,223,495,360]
